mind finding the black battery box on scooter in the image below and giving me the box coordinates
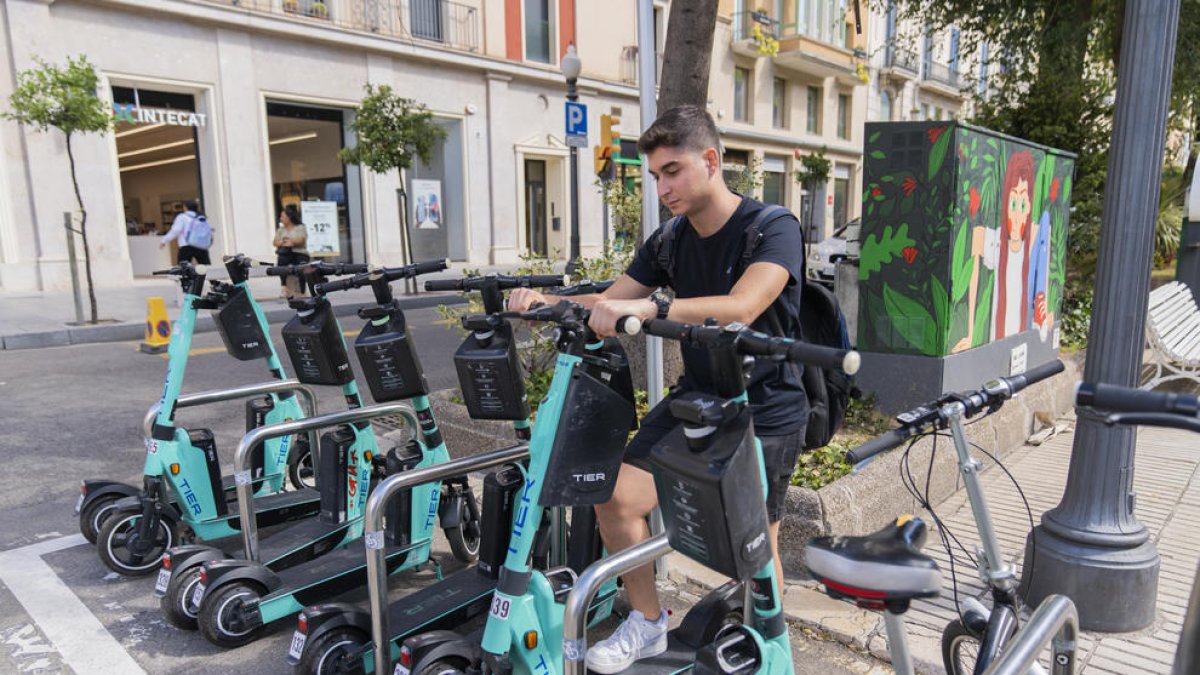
[317,425,355,524]
[355,314,428,402]
[539,360,634,507]
[453,322,530,421]
[187,428,226,518]
[213,285,272,361]
[244,397,272,479]
[282,300,354,386]
[648,404,772,581]
[477,464,524,579]
[384,441,422,547]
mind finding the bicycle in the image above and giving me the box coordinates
[806,360,1066,675]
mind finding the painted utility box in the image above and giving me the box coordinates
[854,121,1074,410]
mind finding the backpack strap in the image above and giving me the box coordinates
[653,216,684,287]
[737,204,798,338]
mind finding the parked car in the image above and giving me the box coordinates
[808,218,860,286]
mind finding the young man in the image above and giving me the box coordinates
[508,105,807,674]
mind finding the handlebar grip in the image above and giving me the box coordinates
[152,269,173,276]
[333,263,369,275]
[640,318,694,341]
[615,316,642,335]
[846,428,912,464]
[411,258,450,276]
[314,276,356,295]
[525,274,569,288]
[424,278,463,292]
[1009,359,1065,393]
[1077,382,1200,416]
[264,266,287,277]
[785,342,861,375]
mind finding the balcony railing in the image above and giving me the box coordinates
[732,10,778,42]
[884,46,919,73]
[618,45,663,86]
[215,0,479,52]
[924,61,960,88]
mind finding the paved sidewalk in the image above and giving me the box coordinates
[669,417,1198,674]
[0,264,511,349]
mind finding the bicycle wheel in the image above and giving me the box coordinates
[942,619,982,675]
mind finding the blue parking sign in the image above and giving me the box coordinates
[566,101,587,147]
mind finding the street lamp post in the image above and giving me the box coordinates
[562,44,582,275]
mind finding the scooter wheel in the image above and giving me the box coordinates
[198,581,265,648]
[416,659,469,675]
[79,493,121,545]
[160,566,203,630]
[97,512,176,576]
[445,502,481,564]
[288,438,317,491]
[295,626,367,674]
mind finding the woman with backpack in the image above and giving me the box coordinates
[159,200,213,265]
[273,204,310,299]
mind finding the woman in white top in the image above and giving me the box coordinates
[273,204,310,298]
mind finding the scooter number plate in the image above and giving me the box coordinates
[74,494,84,515]
[287,631,307,661]
[154,569,171,595]
[489,595,511,620]
[192,582,206,607]
[393,665,411,675]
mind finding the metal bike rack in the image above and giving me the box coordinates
[562,533,673,675]
[982,595,1079,675]
[232,402,419,562]
[364,443,531,675]
[141,379,321,461]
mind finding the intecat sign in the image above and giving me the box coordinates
[113,103,207,128]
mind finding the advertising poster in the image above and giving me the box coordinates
[301,200,340,256]
[412,179,443,230]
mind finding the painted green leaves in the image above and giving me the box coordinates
[859,223,916,278]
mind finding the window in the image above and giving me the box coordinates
[722,149,750,189]
[762,155,787,206]
[837,93,850,140]
[806,85,820,134]
[772,78,787,128]
[797,0,847,46]
[734,67,751,122]
[978,42,990,97]
[879,90,893,121]
[524,0,551,64]
[833,163,851,229]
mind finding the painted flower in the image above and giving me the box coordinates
[901,176,918,197]
[958,144,967,159]
[968,187,981,218]
[927,126,946,144]
[902,246,918,264]
[1051,176,1060,202]
[871,187,882,198]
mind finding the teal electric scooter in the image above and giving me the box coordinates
[561,318,860,675]
[91,256,329,576]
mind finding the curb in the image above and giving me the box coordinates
[0,293,464,350]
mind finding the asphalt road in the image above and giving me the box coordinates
[0,307,888,674]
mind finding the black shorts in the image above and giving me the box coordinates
[177,246,211,265]
[624,393,805,523]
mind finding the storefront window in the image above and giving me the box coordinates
[407,118,467,261]
[112,87,205,276]
[266,101,362,263]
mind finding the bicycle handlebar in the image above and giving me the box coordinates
[315,259,450,294]
[1076,382,1200,416]
[638,318,860,374]
[424,273,568,292]
[1103,412,1200,434]
[847,359,1066,465]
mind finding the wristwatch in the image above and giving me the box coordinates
[650,291,672,320]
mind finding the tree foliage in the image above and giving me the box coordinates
[5,55,112,323]
[339,84,445,173]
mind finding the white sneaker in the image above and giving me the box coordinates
[585,609,668,674]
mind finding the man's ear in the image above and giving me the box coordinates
[703,147,721,179]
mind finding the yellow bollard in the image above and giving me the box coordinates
[139,297,172,354]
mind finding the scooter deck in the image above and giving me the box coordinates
[262,539,427,608]
[385,566,497,638]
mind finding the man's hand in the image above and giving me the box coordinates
[507,287,548,313]
[589,298,655,338]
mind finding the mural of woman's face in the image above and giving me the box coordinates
[1006,178,1031,250]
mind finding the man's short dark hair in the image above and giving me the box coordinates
[637,105,722,157]
[185,200,199,212]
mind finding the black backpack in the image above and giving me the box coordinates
[652,204,855,450]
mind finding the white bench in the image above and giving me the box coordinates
[1143,281,1200,390]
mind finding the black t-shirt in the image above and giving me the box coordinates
[625,196,808,435]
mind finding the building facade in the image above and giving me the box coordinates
[0,0,876,293]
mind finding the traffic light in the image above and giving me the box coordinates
[595,114,622,177]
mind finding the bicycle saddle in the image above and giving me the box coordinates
[805,515,941,609]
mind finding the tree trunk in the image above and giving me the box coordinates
[656,1,719,112]
[65,134,98,323]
